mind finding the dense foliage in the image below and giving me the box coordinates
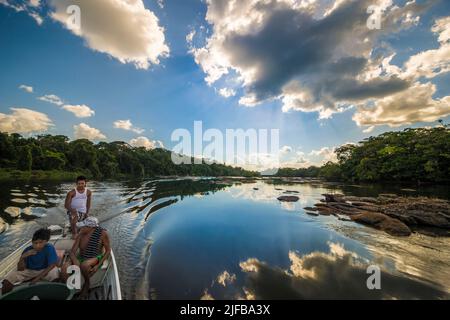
[0,132,259,179]
[277,126,450,183]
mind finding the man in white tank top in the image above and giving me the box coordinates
[64,176,92,238]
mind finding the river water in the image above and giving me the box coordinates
[0,178,449,299]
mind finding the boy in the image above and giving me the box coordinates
[1,228,59,294]
[65,175,92,238]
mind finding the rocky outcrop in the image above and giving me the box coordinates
[351,212,412,236]
[309,194,450,237]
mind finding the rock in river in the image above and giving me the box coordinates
[351,212,412,236]
[311,193,450,237]
[277,196,299,202]
[5,206,21,218]
[0,217,7,234]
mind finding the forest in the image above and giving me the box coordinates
[0,132,259,180]
[277,126,450,183]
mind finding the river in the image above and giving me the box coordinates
[0,177,449,299]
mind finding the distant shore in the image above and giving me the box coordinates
[0,169,88,182]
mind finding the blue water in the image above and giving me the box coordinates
[0,178,449,299]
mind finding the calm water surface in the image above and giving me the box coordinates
[0,178,449,299]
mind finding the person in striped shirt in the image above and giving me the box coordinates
[62,217,111,298]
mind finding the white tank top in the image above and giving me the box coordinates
[71,189,88,213]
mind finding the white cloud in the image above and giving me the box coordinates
[353,82,450,127]
[218,88,236,98]
[0,108,53,133]
[73,123,106,140]
[62,104,95,118]
[129,136,164,150]
[308,147,338,164]
[403,17,450,79]
[49,0,169,69]
[113,119,145,134]
[38,94,64,106]
[0,0,43,25]
[279,145,292,154]
[19,85,33,93]
[28,0,40,8]
[191,0,444,127]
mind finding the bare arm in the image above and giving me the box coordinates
[65,190,75,212]
[69,232,82,266]
[97,231,111,268]
[86,190,92,216]
[17,250,38,271]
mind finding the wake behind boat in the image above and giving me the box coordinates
[0,225,121,300]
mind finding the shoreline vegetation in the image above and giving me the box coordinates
[276,125,450,184]
[0,132,259,182]
[1,125,449,183]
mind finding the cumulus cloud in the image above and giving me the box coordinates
[48,0,169,69]
[308,147,338,164]
[403,17,450,79]
[0,0,43,25]
[279,145,292,154]
[218,88,236,98]
[38,94,64,106]
[353,82,450,127]
[19,84,33,93]
[73,123,106,140]
[191,0,449,128]
[129,136,164,149]
[62,104,95,118]
[113,119,145,134]
[0,107,53,133]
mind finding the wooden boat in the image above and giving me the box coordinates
[0,225,122,300]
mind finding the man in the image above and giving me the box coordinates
[1,228,59,294]
[65,175,92,238]
[62,217,111,298]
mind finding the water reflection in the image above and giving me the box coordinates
[204,242,447,300]
[0,178,449,300]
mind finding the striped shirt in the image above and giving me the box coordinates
[81,226,104,260]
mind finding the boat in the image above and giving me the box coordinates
[0,225,122,300]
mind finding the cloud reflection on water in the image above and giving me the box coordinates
[207,242,448,300]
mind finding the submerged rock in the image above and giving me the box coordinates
[277,196,299,202]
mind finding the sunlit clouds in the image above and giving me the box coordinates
[48,0,169,69]
[0,107,53,133]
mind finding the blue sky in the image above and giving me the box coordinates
[0,0,449,169]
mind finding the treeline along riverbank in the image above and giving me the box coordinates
[276,126,450,184]
[0,132,259,181]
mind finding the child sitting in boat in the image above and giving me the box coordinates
[61,217,111,298]
[1,228,59,294]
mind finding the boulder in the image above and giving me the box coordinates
[351,212,412,236]
[5,207,21,218]
[0,217,7,234]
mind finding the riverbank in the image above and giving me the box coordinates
[0,169,89,182]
